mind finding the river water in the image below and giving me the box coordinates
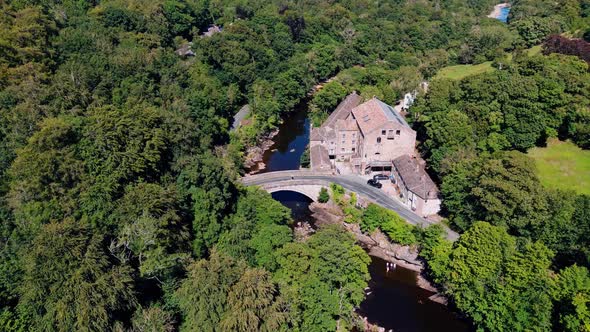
[265,104,470,331]
[497,6,511,23]
[259,101,310,173]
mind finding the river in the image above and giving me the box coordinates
[258,101,310,173]
[489,3,511,23]
[264,103,470,331]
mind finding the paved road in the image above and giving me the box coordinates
[241,170,459,241]
[231,105,250,131]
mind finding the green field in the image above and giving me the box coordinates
[434,46,542,81]
[528,139,590,195]
[433,61,494,80]
[527,45,542,56]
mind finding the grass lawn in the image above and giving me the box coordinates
[433,61,494,81]
[527,45,542,56]
[433,45,542,81]
[528,139,590,195]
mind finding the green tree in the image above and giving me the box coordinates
[311,81,347,113]
[79,105,169,226]
[471,151,549,238]
[130,305,175,332]
[18,220,137,332]
[249,224,292,272]
[7,116,84,232]
[175,250,287,332]
[217,187,292,267]
[175,250,247,332]
[0,308,29,332]
[274,226,369,331]
[552,265,590,332]
[109,183,190,280]
[424,109,476,172]
[220,268,288,332]
[318,187,330,203]
[361,204,417,245]
[176,153,237,257]
[443,222,553,332]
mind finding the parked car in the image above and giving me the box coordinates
[373,174,389,181]
[367,179,383,189]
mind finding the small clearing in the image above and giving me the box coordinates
[528,139,590,195]
[433,61,494,81]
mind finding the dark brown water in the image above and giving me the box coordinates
[259,101,310,173]
[358,256,470,332]
[267,104,471,332]
[271,191,314,224]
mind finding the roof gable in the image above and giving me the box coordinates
[351,98,411,135]
[322,92,363,130]
[393,155,439,200]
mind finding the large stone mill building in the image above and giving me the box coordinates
[309,92,441,217]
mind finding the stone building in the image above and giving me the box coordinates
[310,92,416,174]
[392,155,441,217]
[309,92,441,216]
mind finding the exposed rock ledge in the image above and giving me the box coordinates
[244,129,279,173]
[309,202,442,297]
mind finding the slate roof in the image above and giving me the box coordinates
[393,155,439,200]
[310,145,331,170]
[375,99,410,127]
[322,92,363,130]
[351,98,411,135]
[335,118,359,131]
[310,126,336,142]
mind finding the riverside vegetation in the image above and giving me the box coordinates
[0,0,590,331]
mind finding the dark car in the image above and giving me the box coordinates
[373,174,389,181]
[367,179,383,189]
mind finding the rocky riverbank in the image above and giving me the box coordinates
[309,201,442,297]
[243,128,279,174]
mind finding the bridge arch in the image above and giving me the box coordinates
[259,183,326,202]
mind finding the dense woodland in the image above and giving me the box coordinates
[1,0,590,331]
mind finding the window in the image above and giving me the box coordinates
[381,130,386,135]
[331,141,335,145]
[341,148,345,152]
[342,133,346,139]
[375,152,381,155]
[396,130,401,135]
[352,148,356,152]
[389,130,394,136]
[352,140,356,145]
[352,133,356,138]
[330,149,334,154]
[341,140,345,144]
[377,137,381,143]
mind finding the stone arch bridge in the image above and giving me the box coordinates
[240,170,459,241]
[254,179,330,202]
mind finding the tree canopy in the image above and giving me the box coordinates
[0,0,589,331]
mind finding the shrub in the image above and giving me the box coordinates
[361,204,417,245]
[329,183,345,204]
[343,205,362,224]
[300,145,310,168]
[318,187,329,203]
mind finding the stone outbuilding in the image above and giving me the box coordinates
[392,155,441,217]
